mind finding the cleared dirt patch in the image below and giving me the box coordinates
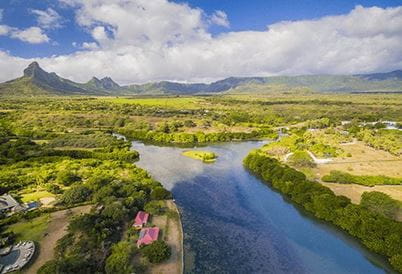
[24,205,91,274]
[314,142,402,178]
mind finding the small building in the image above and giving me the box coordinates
[0,194,23,214]
[133,211,149,229]
[137,227,159,247]
[24,202,40,211]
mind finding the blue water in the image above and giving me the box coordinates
[131,140,392,274]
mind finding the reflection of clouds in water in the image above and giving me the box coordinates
[131,140,386,274]
[133,142,206,190]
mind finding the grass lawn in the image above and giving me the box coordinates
[182,150,217,163]
[101,97,205,109]
[7,214,50,242]
[21,191,55,203]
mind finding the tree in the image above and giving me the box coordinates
[142,240,171,263]
[144,201,166,215]
[150,187,172,200]
[56,171,81,186]
[360,191,400,219]
[105,241,136,274]
[59,185,92,205]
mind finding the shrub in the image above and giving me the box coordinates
[142,240,171,263]
[360,191,400,219]
[59,185,92,205]
[144,200,166,215]
[151,187,172,200]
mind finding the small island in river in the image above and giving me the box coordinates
[182,150,217,163]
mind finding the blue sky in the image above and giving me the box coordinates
[1,0,401,58]
[0,0,401,83]
[180,0,402,31]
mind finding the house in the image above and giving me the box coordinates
[0,194,23,214]
[137,227,159,247]
[133,211,149,229]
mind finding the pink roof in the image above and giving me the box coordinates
[137,227,159,246]
[134,211,149,226]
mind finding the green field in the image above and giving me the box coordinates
[101,97,205,109]
[21,191,55,203]
[7,214,50,242]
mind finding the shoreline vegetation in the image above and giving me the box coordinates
[118,128,277,146]
[322,170,402,186]
[243,151,402,272]
[182,150,217,163]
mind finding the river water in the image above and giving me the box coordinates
[130,140,392,274]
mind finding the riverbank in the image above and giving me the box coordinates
[148,200,183,274]
[243,151,402,273]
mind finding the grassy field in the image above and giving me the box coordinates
[313,142,402,179]
[182,150,217,163]
[21,191,55,203]
[7,214,50,242]
[101,97,205,109]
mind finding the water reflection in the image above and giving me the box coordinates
[131,140,390,274]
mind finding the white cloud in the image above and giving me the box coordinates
[10,27,50,44]
[31,8,64,29]
[210,10,229,27]
[0,3,402,84]
[82,42,99,50]
[0,25,10,36]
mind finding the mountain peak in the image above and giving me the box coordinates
[23,61,45,78]
[86,76,120,90]
[100,76,120,89]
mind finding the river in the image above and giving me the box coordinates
[130,140,392,274]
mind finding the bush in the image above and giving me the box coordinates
[360,191,400,219]
[45,184,63,194]
[151,187,172,200]
[142,240,171,263]
[322,170,402,186]
[59,185,92,205]
[56,171,81,186]
[105,241,136,274]
[144,200,166,215]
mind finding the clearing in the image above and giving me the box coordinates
[313,142,402,178]
[23,205,91,274]
[310,142,402,204]
[7,215,50,242]
[20,191,55,203]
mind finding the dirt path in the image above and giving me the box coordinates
[149,200,183,274]
[24,205,91,274]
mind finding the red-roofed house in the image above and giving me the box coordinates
[137,227,160,247]
[133,211,149,229]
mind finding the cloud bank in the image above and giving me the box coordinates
[0,1,402,84]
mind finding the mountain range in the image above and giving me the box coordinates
[0,62,401,97]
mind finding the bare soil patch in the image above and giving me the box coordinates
[24,205,91,274]
[314,142,402,178]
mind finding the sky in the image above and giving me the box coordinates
[0,0,402,84]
